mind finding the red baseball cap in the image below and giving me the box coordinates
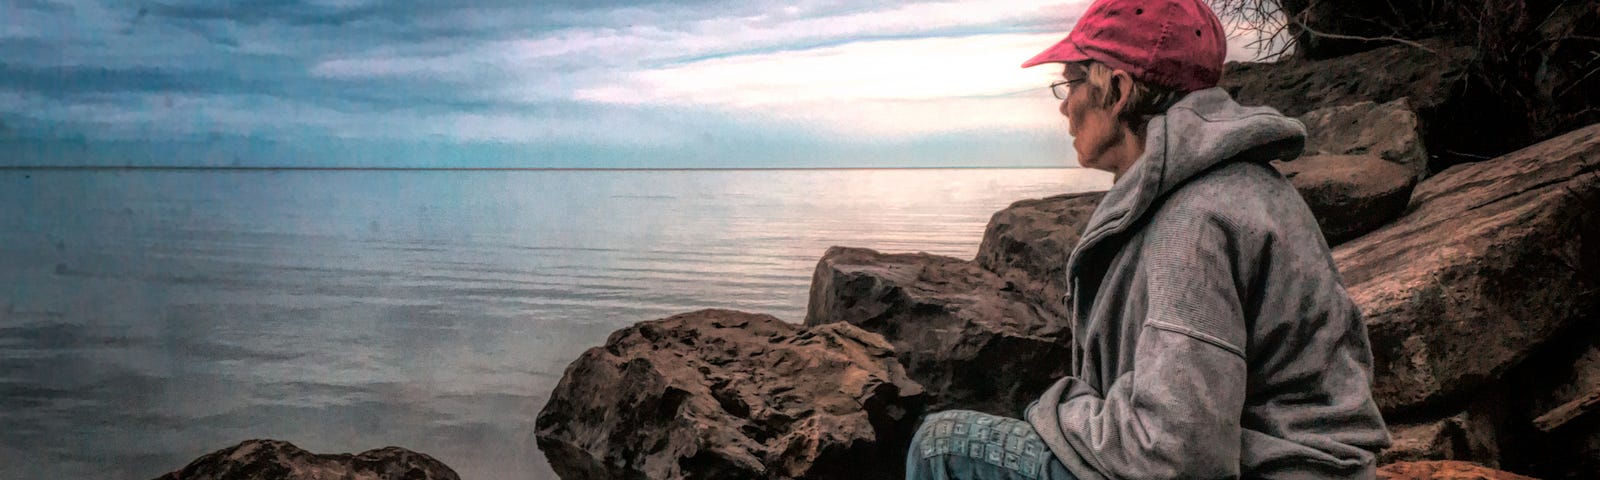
[1022,0,1227,92]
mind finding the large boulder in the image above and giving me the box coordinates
[1222,39,1538,172]
[973,191,1105,320]
[805,247,1069,416]
[1299,99,1431,180]
[1333,123,1600,415]
[1222,39,1474,119]
[1273,154,1417,245]
[1377,461,1538,480]
[152,439,458,480]
[535,309,924,480]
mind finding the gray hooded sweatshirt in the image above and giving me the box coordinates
[1025,88,1391,479]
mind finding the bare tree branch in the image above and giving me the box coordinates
[1285,11,1439,54]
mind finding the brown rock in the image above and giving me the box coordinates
[805,246,1068,416]
[152,439,458,480]
[1380,412,1499,467]
[1333,123,1600,415]
[1299,99,1431,180]
[1378,460,1539,480]
[1273,154,1416,245]
[1222,39,1539,171]
[535,309,924,480]
[1222,39,1474,119]
[973,191,1104,321]
[1272,0,1600,148]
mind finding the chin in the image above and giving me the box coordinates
[1074,150,1096,170]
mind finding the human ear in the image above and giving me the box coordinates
[1107,70,1133,116]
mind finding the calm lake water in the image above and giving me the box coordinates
[0,168,1109,480]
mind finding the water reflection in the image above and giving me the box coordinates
[0,168,1109,479]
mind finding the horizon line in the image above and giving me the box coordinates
[0,165,1077,172]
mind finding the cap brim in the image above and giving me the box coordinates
[1021,36,1090,68]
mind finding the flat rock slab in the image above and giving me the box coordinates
[1378,461,1539,480]
[152,439,458,480]
[1334,123,1600,414]
[806,246,1068,416]
[1274,154,1417,245]
[536,309,924,480]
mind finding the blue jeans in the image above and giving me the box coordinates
[905,410,1078,480]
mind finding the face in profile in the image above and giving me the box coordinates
[1057,63,1119,173]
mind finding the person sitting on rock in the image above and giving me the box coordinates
[904,0,1392,478]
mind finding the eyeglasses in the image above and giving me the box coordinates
[1050,78,1086,100]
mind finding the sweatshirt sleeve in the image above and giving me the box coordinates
[1051,215,1252,480]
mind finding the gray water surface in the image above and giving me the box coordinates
[0,168,1109,479]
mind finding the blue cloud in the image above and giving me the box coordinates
[0,0,1084,168]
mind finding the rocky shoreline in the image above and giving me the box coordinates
[150,4,1599,479]
[535,34,1600,480]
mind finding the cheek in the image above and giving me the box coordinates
[1072,108,1101,139]
[1063,99,1085,134]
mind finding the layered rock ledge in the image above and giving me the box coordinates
[1335,123,1600,415]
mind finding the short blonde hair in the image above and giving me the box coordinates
[1079,61,1184,134]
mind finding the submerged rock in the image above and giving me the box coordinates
[1334,123,1600,415]
[536,309,923,480]
[806,247,1069,416]
[152,439,458,480]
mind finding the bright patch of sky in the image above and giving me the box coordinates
[0,0,1270,168]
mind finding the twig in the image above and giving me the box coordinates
[1444,149,1495,160]
[1286,12,1438,55]
[1555,53,1600,98]
[1210,0,1296,61]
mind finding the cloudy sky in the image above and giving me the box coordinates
[0,0,1261,168]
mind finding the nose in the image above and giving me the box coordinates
[1058,98,1071,120]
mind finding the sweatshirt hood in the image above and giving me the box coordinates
[1072,87,1306,257]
